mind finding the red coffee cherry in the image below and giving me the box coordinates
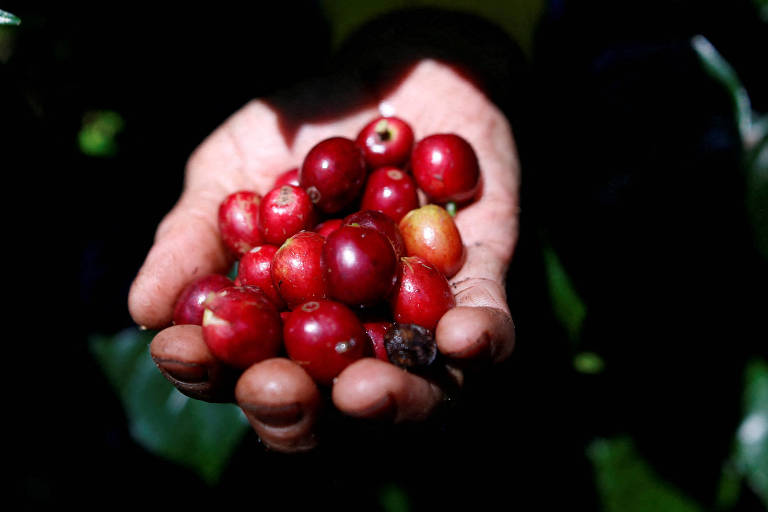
[235,244,285,310]
[391,256,455,331]
[271,231,328,309]
[283,300,367,385]
[201,286,282,369]
[399,204,464,278]
[258,185,317,246]
[324,224,398,307]
[355,116,414,169]
[363,320,392,362]
[300,137,367,214]
[343,209,406,260]
[411,133,480,204]
[218,190,263,257]
[272,167,300,188]
[314,218,344,239]
[172,274,233,326]
[360,167,420,223]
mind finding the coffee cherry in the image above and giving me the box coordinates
[363,320,392,361]
[360,167,420,223]
[258,185,317,246]
[300,137,367,214]
[391,256,455,330]
[314,218,344,238]
[272,167,300,188]
[399,204,464,277]
[235,245,285,310]
[218,190,263,256]
[283,300,367,385]
[201,286,282,369]
[343,209,406,260]
[271,231,328,309]
[411,133,480,204]
[324,224,398,307]
[355,116,414,168]
[173,274,233,325]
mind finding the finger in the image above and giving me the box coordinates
[150,324,239,402]
[332,358,447,422]
[235,358,322,453]
[436,304,515,364]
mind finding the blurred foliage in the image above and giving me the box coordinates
[542,242,586,344]
[321,0,544,56]
[735,359,768,504]
[379,483,411,512]
[78,110,125,158]
[89,328,249,484]
[0,9,20,26]
[588,437,704,512]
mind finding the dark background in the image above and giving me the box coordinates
[4,1,767,509]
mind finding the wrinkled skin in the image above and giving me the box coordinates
[128,59,519,452]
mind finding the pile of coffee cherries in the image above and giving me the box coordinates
[172,116,480,386]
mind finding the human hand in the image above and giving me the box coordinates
[128,59,519,452]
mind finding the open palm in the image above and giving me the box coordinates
[129,59,519,452]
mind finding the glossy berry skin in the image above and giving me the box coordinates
[201,286,282,369]
[399,204,464,277]
[272,167,300,188]
[173,274,233,325]
[218,190,263,256]
[355,116,414,169]
[271,231,328,309]
[300,137,367,214]
[343,209,406,260]
[259,185,317,245]
[363,321,392,361]
[235,245,285,310]
[314,218,344,238]
[391,256,455,331]
[411,133,480,204]
[283,300,367,386]
[360,167,420,223]
[324,225,398,307]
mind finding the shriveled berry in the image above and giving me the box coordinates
[173,274,233,325]
[384,323,438,370]
[218,190,263,256]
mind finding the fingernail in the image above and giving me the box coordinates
[154,358,209,383]
[241,402,304,427]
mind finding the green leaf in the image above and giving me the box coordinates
[542,243,586,344]
[588,436,704,512]
[378,482,411,512]
[734,359,768,505]
[0,10,20,26]
[574,351,605,374]
[78,110,125,157]
[89,328,249,484]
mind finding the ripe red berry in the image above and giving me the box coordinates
[363,321,392,362]
[218,190,263,256]
[258,185,317,245]
[300,137,367,214]
[360,167,420,223]
[283,300,367,385]
[343,209,406,260]
[391,256,455,330]
[235,245,286,310]
[201,286,282,369]
[314,218,344,238]
[173,274,233,325]
[411,133,480,204]
[355,116,414,168]
[324,224,398,307]
[272,167,300,188]
[399,204,464,277]
[271,231,328,309]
